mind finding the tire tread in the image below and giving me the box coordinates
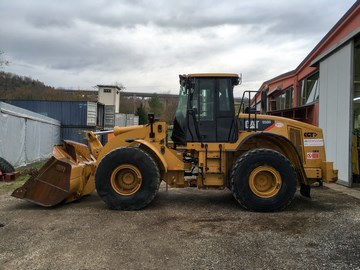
[95,147,161,210]
[231,148,297,212]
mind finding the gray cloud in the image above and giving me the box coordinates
[0,0,356,92]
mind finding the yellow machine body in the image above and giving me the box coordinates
[92,114,337,190]
[12,73,337,211]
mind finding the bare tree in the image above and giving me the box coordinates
[161,97,178,124]
[0,51,9,69]
[113,81,126,91]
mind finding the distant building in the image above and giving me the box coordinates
[97,85,122,113]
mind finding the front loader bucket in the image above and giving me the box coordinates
[12,141,96,207]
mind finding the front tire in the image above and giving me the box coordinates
[231,148,297,212]
[0,157,15,173]
[95,147,161,210]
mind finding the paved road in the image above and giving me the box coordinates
[0,184,360,270]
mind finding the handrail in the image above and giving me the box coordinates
[238,90,260,132]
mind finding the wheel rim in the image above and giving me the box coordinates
[110,164,142,196]
[249,166,282,198]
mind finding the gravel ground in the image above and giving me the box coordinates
[0,184,360,270]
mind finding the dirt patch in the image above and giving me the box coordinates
[0,184,360,269]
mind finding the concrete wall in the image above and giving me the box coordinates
[98,86,120,113]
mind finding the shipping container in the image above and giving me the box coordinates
[97,103,105,128]
[104,105,115,128]
[115,113,139,127]
[3,100,98,127]
[87,102,97,126]
[134,116,139,125]
[126,114,134,126]
[61,126,96,145]
[115,113,126,127]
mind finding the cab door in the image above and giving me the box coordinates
[216,78,236,142]
[186,78,217,142]
[186,78,236,143]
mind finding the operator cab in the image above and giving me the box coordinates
[172,73,240,145]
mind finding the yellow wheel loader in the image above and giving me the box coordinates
[12,73,338,212]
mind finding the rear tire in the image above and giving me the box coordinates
[231,148,297,212]
[95,147,161,210]
[0,157,15,173]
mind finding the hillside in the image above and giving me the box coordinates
[0,72,97,101]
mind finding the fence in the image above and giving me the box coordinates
[115,113,139,127]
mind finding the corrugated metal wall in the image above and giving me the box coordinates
[4,100,98,127]
[61,127,96,145]
[115,113,139,127]
[97,103,105,128]
[104,105,115,128]
[2,100,139,147]
[2,100,105,145]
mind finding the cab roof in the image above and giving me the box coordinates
[181,73,239,78]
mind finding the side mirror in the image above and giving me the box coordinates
[148,113,155,138]
[148,112,155,124]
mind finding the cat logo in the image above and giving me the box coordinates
[245,120,259,129]
[304,132,317,138]
[241,119,275,131]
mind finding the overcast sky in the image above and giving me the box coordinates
[0,0,356,95]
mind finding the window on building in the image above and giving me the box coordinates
[103,88,112,93]
[274,87,293,110]
[299,73,319,106]
[352,37,360,131]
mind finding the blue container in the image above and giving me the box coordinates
[61,126,96,145]
[4,100,98,127]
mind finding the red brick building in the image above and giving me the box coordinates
[257,1,360,126]
[256,2,360,186]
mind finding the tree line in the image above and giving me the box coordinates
[120,94,178,124]
[0,72,98,101]
[0,71,178,124]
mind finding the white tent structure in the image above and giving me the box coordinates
[0,102,60,167]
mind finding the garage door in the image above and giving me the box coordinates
[319,42,353,186]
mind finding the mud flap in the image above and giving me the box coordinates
[300,183,311,198]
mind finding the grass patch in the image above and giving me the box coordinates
[0,176,28,194]
[0,160,47,194]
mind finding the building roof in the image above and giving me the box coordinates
[258,1,360,92]
[311,27,360,66]
[97,85,122,90]
[183,73,239,78]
